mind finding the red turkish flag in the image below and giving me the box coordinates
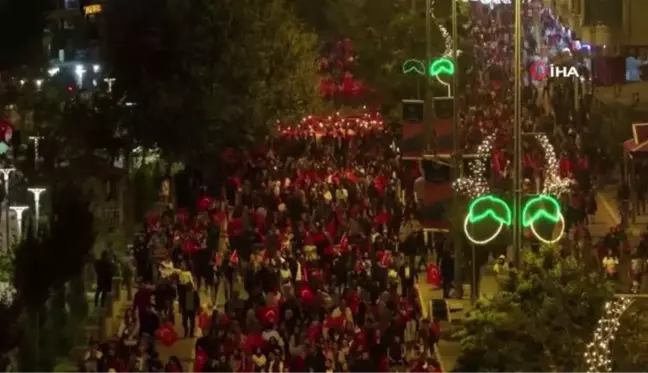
[427,264,440,287]
[155,323,178,346]
[299,286,315,306]
[258,306,279,325]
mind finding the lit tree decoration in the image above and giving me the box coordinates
[584,297,634,373]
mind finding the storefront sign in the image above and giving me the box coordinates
[84,4,102,15]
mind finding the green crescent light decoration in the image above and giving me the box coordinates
[429,58,456,77]
[522,194,565,244]
[429,58,454,98]
[402,59,426,75]
[464,195,511,245]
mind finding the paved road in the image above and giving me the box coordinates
[157,275,245,371]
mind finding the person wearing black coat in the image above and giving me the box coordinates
[94,250,114,307]
[351,350,376,372]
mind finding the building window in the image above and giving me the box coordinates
[583,0,622,27]
[64,0,78,10]
[63,20,75,30]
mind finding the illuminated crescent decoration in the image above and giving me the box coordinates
[464,194,511,245]
[522,195,565,244]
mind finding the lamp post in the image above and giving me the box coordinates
[0,168,14,251]
[512,0,522,267]
[28,136,42,167]
[27,188,46,234]
[104,78,115,93]
[9,206,29,242]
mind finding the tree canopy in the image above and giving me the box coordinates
[0,185,95,358]
[292,0,457,104]
[102,0,323,164]
[610,301,648,371]
[0,0,50,72]
[454,245,613,372]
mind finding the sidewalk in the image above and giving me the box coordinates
[417,265,499,372]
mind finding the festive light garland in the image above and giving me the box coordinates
[453,133,571,198]
[534,133,571,195]
[584,297,634,373]
[464,194,511,244]
[453,134,494,198]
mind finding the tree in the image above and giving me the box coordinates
[610,301,648,371]
[0,185,95,368]
[0,0,50,73]
[292,0,447,105]
[454,245,613,372]
[102,0,323,165]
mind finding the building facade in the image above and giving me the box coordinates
[44,0,105,87]
[549,0,648,56]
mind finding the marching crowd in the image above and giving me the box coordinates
[77,1,613,372]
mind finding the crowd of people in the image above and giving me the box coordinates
[77,0,610,372]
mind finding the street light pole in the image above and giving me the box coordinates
[0,168,14,251]
[450,0,465,298]
[27,188,46,234]
[513,0,523,267]
[9,206,29,242]
[425,0,434,154]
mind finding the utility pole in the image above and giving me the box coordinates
[425,0,433,153]
[513,0,522,267]
[450,0,463,296]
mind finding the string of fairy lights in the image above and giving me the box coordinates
[584,297,634,373]
[430,0,453,58]
[453,134,495,198]
[453,133,571,198]
[534,133,571,196]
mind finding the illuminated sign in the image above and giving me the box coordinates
[464,195,511,245]
[464,194,565,245]
[429,58,455,77]
[402,59,426,75]
[84,4,102,15]
[521,195,565,244]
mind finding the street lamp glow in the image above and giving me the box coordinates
[9,206,29,241]
[93,64,100,73]
[27,188,46,234]
[0,168,15,193]
[104,77,115,92]
[75,65,86,87]
[47,67,60,77]
[28,136,42,164]
[35,79,43,90]
[19,80,25,87]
